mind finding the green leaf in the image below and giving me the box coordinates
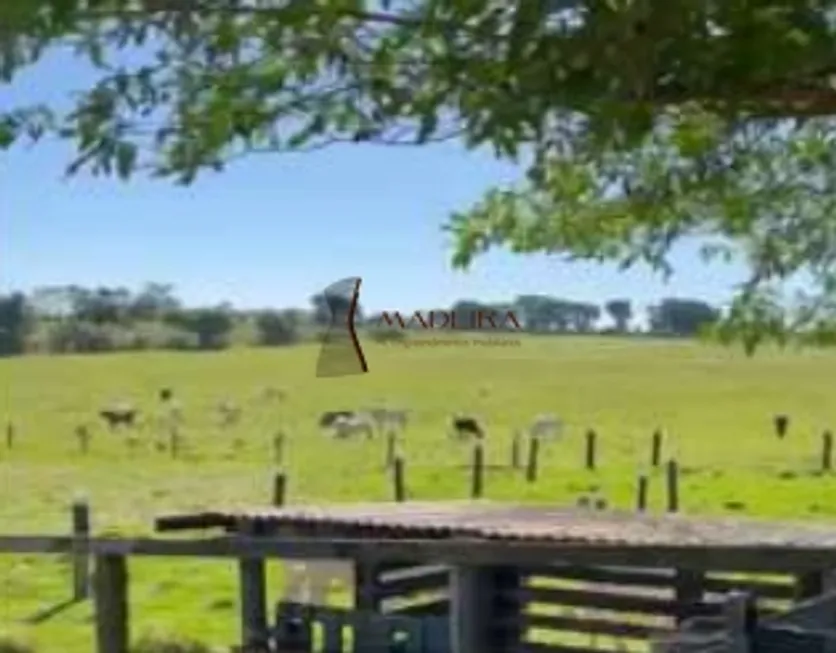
[0,118,16,149]
[115,142,137,180]
[416,112,437,144]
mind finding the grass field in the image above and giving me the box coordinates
[2,335,836,652]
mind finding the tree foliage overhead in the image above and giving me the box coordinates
[3,0,836,353]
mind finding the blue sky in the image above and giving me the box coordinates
[0,46,748,319]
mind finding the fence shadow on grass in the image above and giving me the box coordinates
[23,597,80,625]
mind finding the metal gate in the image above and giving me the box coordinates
[272,601,450,653]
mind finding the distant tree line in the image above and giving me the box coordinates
[0,284,722,357]
[366,297,721,339]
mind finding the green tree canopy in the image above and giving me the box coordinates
[649,298,721,337]
[3,0,836,353]
[605,299,633,333]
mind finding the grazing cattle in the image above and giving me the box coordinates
[529,413,564,440]
[319,410,355,428]
[152,398,183,434]
[165,400,183,424]
[323,413,375,440]
[367,407,409,435]
[367,407,388,432]
[99,406,138,430]
[450,415,484,440]
[217,399,242,428]
[260,386,286,403]
[334,414,375,439]
[384,408,409,432]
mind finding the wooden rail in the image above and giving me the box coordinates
[4,534,836,571]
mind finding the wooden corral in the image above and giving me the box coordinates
[153,501,836,653]
[3,501,836,652]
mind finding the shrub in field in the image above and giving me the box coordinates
[129,321,196,351]
[254,310,300,347]
[42,320,122,353]
[161,330,200,351]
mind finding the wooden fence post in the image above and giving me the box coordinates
[93,554,129,653]
[272,472,286,507]
[471,443,484,499]
[392,456,406,502]
[525,436,539,483]
[385,430,397,469]
[353,561,383,653]
[450,566,491,653]
[169,426,179,459]
[651,429,663,468]
[237,520,267,651]
[585,429,597,470]
[76,425,90,455]
[510,431,521,469]
[72,500,91,601]
[666,459,679,513]
[636,474,649,512]
[493,567,523,652]
[674,569,705,626]
[272,431,285,466]
[821,430,833,472]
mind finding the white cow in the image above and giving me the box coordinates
[216,399,242,428]
[329,413,375,439]
[367,407,409,435]
[529,413,564,440]
[382,408,409,432]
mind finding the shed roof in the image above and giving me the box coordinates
[154,500,836,549]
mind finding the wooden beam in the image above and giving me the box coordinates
[353,560,383,653]
[674,569,704,626]
[93,554,128,653]
[3,535,836,573]
[795,567,836,600]
[493,566,523,652]
[447,564,523,653]
[237,521,267,651]
[449,565,493,653]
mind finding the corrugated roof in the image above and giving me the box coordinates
[154,501,836,549]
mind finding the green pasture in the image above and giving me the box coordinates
[2,335,836,652]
